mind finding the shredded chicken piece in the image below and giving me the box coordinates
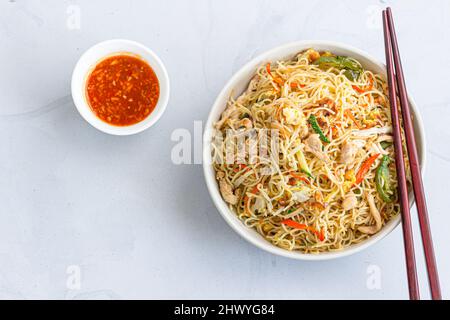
[253,197,265,212]
[305,134,329,162]
[299,125,309,138]
[283,108,304,126]
[342,192,358,211]
[339,140,358,164]
[215,104,239,129]
[292,189,311,203]
[236,75,260,104]
[378,135,393,142]
[216,171,225,179]
[353,126,392,137]
[216,171,240,205]
[246,75,260,93]
[358,193,382,234]
[215,75,260,129]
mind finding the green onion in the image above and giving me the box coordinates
[296,150,313,178]
[309,115,330,143]
[380,141,392,150]
[375,155,394,202]
[313,56,363,81]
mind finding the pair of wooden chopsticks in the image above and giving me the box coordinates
[382,7,441,300]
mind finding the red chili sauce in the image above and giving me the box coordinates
[86,54,160,126]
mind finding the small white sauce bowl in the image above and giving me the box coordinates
[203,40,426,260]
[71,39,170,135]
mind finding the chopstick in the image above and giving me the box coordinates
[382,10,420,300]
[383,7,442,300]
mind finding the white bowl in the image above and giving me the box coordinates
[71,39,170,135]
[203,40,426,260]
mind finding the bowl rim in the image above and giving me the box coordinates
[71,39,170,135]
[202,40,427,261]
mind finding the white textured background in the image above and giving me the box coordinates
[0,0,448,299]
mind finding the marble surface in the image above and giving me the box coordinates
[0,0,449,300]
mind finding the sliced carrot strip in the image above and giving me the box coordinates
[355,153,380,185]
[345,109,361,129]
[289,171,310,184]
[352,75,374,93]
[290,82,305,89]
[266,63,284,86]
[282,219,325,241]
